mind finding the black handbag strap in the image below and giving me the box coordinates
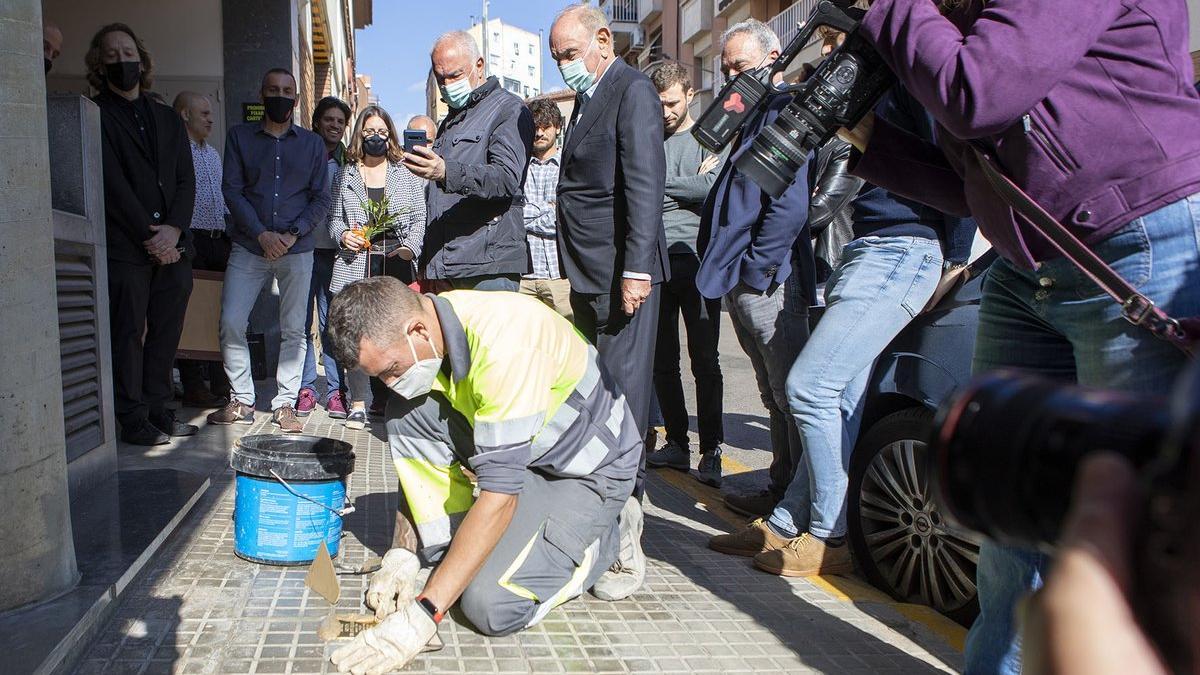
[970,145,1195,357]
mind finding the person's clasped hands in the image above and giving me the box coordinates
[331,548,438,675]
[144,224,182,265]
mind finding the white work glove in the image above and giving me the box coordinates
[365,548,421,620]
[330,601,437,675]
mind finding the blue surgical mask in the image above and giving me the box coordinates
[440,76,474,110]
[559,39,598,93]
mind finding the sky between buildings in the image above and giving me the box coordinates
[354,1,574,123]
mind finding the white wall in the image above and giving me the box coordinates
[41,0,224,80]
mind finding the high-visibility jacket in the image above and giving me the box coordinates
[390,291,640,553]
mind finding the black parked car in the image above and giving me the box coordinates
[841,252,995,626]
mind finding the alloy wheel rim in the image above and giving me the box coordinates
[858,438,980,615]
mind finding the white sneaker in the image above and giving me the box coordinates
[591,496,646,601]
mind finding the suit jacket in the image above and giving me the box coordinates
[328,161,427,294]
[556,58,668,295]
[695,94,813,302]
[94,90,195,265]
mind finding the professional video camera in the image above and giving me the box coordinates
[929,364,1200,671]
[692,0,894,198]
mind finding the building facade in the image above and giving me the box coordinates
[426,17,542,124]
[602,0,823,119]
[45,0,372,153]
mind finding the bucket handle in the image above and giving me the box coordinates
[269,469,357,518]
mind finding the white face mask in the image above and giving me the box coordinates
[559,38,598,93]
[387,327,443,399]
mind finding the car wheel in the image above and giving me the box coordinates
[848,407,981,626]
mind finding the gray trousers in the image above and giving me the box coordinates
[386,393,631,637]
[725,278,810,498]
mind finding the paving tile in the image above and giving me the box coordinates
[77,408,963,674]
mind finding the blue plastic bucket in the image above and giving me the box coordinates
[230,435,355,565]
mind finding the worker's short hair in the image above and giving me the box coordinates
[527,98,563,130]
[650,61,692,94]
[327,277,425,366]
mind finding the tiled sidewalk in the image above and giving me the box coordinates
[76,409,963,674]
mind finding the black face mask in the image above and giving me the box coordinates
[263,96,295,124]
[362,134,389,158]
[44,57,53,74]
[105,61,141,92]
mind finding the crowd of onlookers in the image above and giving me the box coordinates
[53,0,1200,671]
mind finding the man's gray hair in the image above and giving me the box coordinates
[720,18,781,58]
[555,3,609,35]
[432,30,480,61]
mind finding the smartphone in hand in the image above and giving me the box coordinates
[403,130,429,154]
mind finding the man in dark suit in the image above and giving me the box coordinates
[550,4,668,497]
[89,23,197,446]
[696,19,814,521]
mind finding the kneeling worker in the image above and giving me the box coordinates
[325,278,645,673]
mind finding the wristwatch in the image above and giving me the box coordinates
[287,225,301,236]
[416,594,443,624]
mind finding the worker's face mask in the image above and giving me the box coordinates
[387,326,443,399]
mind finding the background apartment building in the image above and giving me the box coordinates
[426,17,542,123]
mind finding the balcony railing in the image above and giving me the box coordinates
[767,0,819,44]
[602,0,639,24]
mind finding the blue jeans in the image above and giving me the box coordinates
[770,236,942,538]
[219,245,313,410]
[725,272,811,498]
[964,195,1200,675]
[302,248,342,397]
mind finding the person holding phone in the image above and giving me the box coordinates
[843,1,1200,672]
[328,105,426,429]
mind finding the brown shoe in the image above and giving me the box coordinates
[272,405,304,433]
[724,490,778,518]
[207,400,255,425]
[708,518,791,557]
[753,534,854,577]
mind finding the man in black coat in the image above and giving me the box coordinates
[88,23,196,446]
[550,5,668,500]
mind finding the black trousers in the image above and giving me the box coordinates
[370,255,416,408]
[178,233,231,394]
[108,257,193,425]
[654,254,724,452]
[571,284,661,497]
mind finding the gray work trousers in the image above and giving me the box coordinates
[385,392,632,637]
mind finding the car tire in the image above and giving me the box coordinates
[848,407,981,626]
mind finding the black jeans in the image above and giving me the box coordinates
[109,257,193,425]
[178,232,231,395]
[653,253,724,452]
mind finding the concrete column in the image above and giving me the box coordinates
[0,0,80,611]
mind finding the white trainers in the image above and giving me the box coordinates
[591,496,646,601]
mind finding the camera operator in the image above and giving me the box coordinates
[843,1,1200,672]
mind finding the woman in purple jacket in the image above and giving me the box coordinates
[842,1,1200,673]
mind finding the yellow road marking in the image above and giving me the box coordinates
[651,465,968,652]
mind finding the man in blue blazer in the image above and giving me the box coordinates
[696,19,815,522]
[551,6,668,495]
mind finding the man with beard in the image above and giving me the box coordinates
[518,98,572,319]
[644,61,727,488]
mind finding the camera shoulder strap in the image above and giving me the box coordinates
[970,144,1198,358]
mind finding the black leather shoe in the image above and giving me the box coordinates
[121,420,170,446]
[149,411,198,437]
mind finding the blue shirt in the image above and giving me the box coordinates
[222,122,329,255]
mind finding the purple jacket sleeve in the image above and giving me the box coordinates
[851,116,971,218]
[860,0,1124,138]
